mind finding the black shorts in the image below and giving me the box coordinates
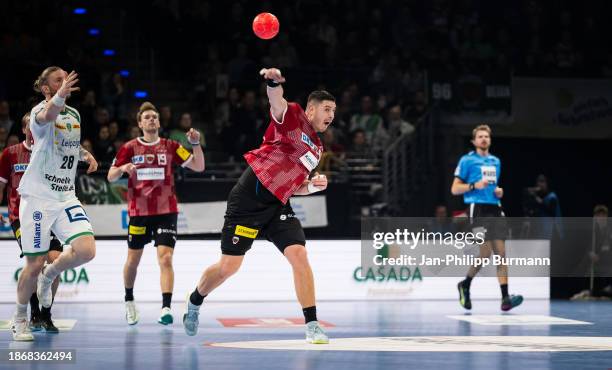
[468,203,508,241]
[220,166,306,256]
[128,213,178,249]
[11,220,63,258]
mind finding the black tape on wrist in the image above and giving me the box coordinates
[266,79,280,88]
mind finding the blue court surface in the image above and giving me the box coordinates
[1,299,611,370]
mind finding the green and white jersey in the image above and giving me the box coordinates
[18,101,81,202]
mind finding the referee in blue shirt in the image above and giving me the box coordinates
[451,125,523,311]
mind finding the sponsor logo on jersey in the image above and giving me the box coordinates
[33,211,43,222]
[145,154,155,164]
[176,145,191,161]
[157,153,167,165]
[65,205,89,222]
[59,139,80,149]
[301,132,322,155]
[235,225,259,239]
[132,155,145,164]
[136,167,165,180]
[299,152,319,171]
[13,163,28,172]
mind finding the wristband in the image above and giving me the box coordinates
[266,79,280,88]
[188,139,200,146]
[51,94,65,107]
[307,182,323,194]
[469,183,475,191]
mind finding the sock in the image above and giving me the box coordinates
[303,306,317,324]
[189,288,206,306]
[500,284,509,298]
[43,264,60,281]
[41,306,51,319]
[29,293,40,315]
[463,276,473,289]
[125,288,134,302]
[162,293,172,308]
[16,302,28,318]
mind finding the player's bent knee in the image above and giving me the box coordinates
[284,244,308,262]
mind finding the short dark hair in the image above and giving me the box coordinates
[307,90,335,104]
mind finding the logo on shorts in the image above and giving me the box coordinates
[33,222,41,249]
[279,213,295,221]
[235,225,259,239]
[232,236,239,245]
[157,228,176,235]
[65,205,89,222]
[33,211,43,222]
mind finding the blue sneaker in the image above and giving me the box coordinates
[306,321,329,344]
[182,293,200,336]
[502,294,523,311]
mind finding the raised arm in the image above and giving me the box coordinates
[35,71,79,125]
[259,68,288,123]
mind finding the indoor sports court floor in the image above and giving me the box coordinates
[1,299,612,370]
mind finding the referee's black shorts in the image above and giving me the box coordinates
[220,166,306,256]
[468,203,508,241]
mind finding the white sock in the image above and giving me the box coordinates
[15,303,28,318]
[43,264,60,281]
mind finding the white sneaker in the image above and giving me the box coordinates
[125,301,139,325]
[158,307,173,325]
[37,267,54,308]
[305,321,329,344]
[11,316,34,342]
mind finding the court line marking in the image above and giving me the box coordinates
[446,315,592,325]
[209,336,612,352]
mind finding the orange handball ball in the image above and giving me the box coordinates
[252,12,279,40]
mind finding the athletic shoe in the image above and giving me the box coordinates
[501,294,523,311]
[306,321,329,344]
[182,293,200,336]
[41,313,59,333]
[158,307,173,325]
[457,281,472,310]
[125,301,139,325]
[30,313,42,332]
[11,316,34,341]
[37,267,54,308]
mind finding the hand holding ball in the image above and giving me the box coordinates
[253,12,279,40]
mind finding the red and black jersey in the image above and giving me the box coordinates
[0,142,32,222]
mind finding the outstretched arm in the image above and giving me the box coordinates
[259,68,288,123]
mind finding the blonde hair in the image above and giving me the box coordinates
[33,66,62,94]
[472,124,492,139]
[21,113,30,129]
[137,101,158,122]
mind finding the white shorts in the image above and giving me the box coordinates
[19,196,94,256]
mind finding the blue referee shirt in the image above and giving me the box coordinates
[454,151,501,205]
